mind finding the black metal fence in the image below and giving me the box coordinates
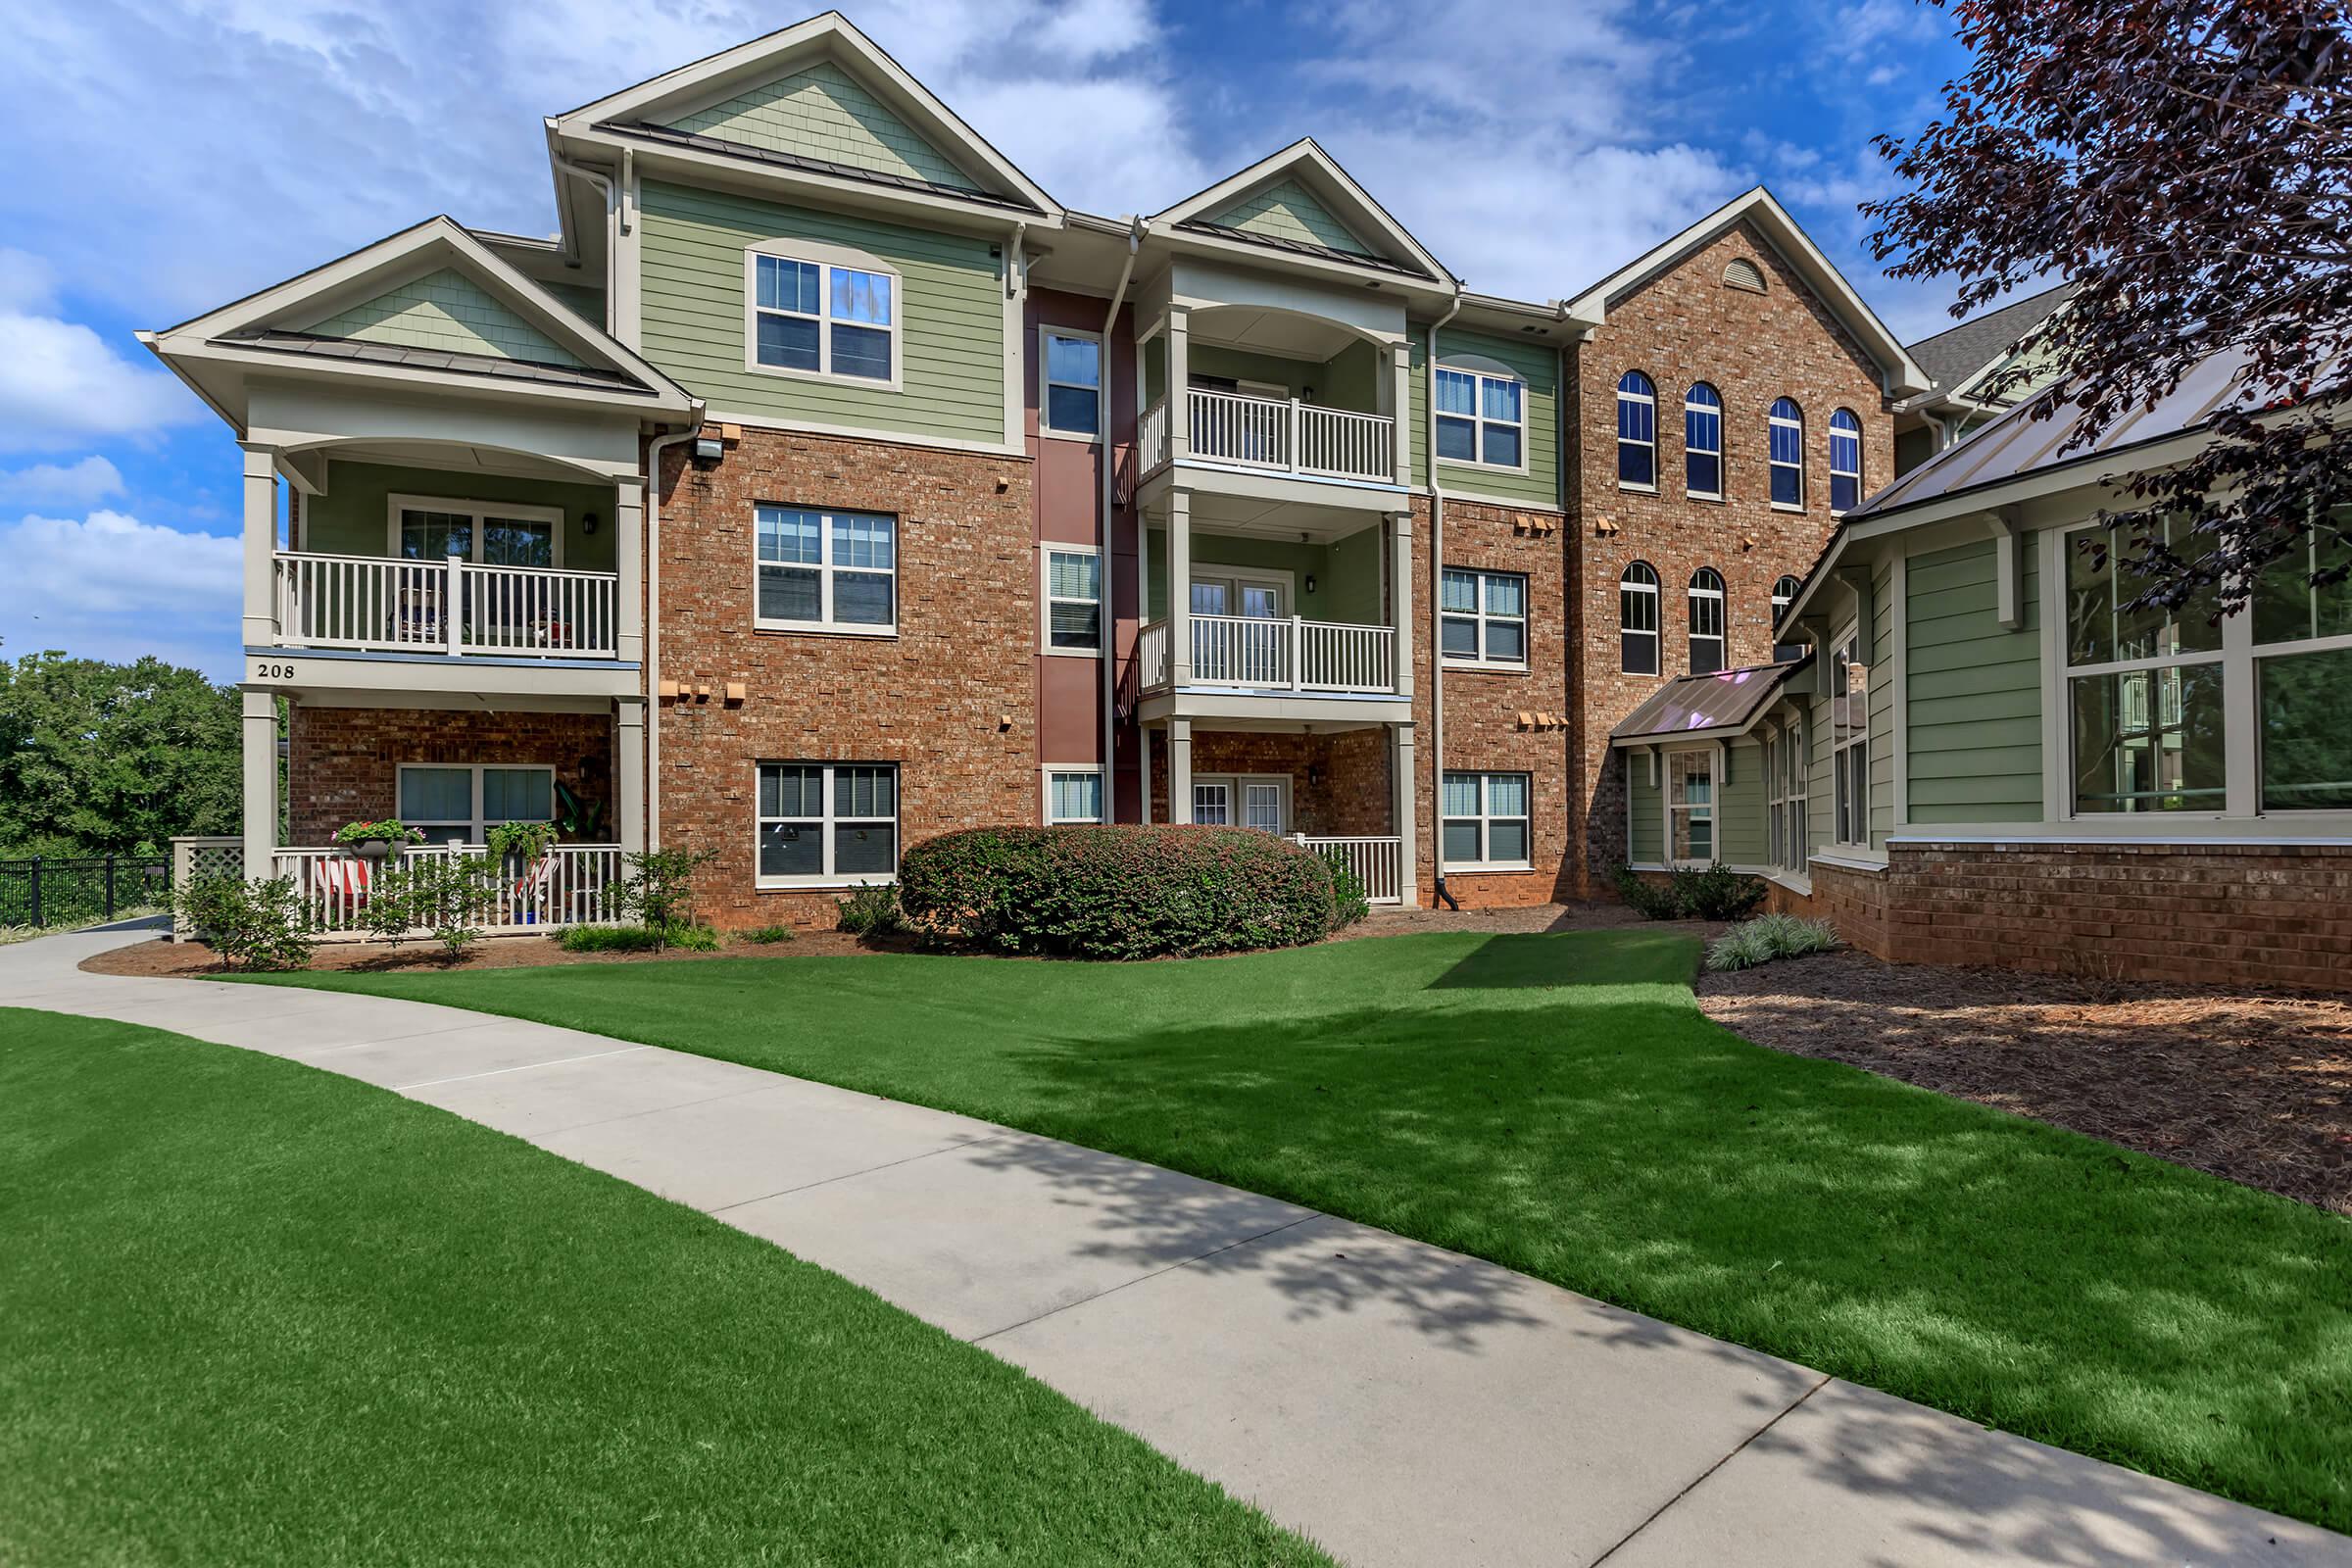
[0,856,172,930]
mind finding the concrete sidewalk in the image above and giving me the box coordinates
[6,926,2344,1568]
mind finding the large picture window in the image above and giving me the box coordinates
[1437,366,1526,468]
[396,763,554,847]
[1688,567,1726,675]
[1441,567,1529,667]
[758,762,899,886]
[390,496,561,567]
[1441,772,1531,869]
[1666,751,1715,866]
[1620,562,1660,675]
[756,506,897,633]
[1616,370,1656,488]
[2255,523,2352,810]
[1831,631,1870,845]
[1769,398,1805,509]
[747,249,897,384]
[1684,382,1722,499]
[2065,517,2225,814]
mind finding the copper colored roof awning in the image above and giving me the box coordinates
[1609,659,1808,745]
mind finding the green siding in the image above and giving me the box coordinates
[1144,526,1381,625]
[1406,326,1560,508]
[1905,538,2044,823]
[304,462,616,572]
[640,180,1005,444]
[1208,178,1373,257]
[1628,756,1663,863]
[309,269,582,366]
[670,61,977,191]
[544,281,606,330]
[1869,560,1894,848]
[1719,739,1766,866]
[1807,689,1834,849]
[1189,341,1381,416]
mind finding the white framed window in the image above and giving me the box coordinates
[1771,574,1806,662]
[1189,774,1289,833]
[2253,517,2352,812]
[1043,545,1102,654]
[1766,721,1809,874]
[1831,630,1870,846]
[744,245,899,387]
[1616,370,1657,488]
[1769,398,1805,509]
[1620,561,1660,675]
[758,762,899,886]
[1665,750,1715,866]
[1829,409,1863,514]
[1440,567,1529,667]
[1044,766,1104,824]
[388,495,564,566]
[2064,517,2227,816]
[396,763,554,847]
[1684,382,1722,499]
[1688,566,1726,675]
[1436,365,1527,469]
[1040,327,1102,438]
[756,506,897,634]
[1441,771,1531,869]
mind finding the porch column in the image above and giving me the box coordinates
[1388,340,1414,486]
[614,476,645,665]
[1166,305,1190,464]
[1168,716,1194,824]
[1168,489,1193,687]
[241,689,277,878]
[1389,509,1415,699]
[241,442,277,651]
[615,697,646,854]
[1141,723,1153,823]
[1392,722,1421,907]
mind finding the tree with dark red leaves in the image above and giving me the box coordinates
[1865,0,2350,612]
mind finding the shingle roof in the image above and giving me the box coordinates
[599,119,1043,214]
[1171,218,1437,280]
[1609,660,1807,743]
[1905,282,2074,394]
[217,327,653,393]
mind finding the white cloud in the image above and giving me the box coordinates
[0,456,125,509]
[0,247,56,312]
[0,510,241,675]
[0,313,205,453]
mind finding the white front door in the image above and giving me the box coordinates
[1242,781,1284,834]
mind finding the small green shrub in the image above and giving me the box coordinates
[737,923,798,946]
[899,825,1338,959]
[617,847,719,933]
[661,921,720,952]
[1706,912,1843,972]
[412,855,501,964]
[1322,852,1371,928]
[1611,863,1684,921]
[1672,863,1768,922]
[171,873,314,971]
[836,881,905,936]
[559,920,718,955]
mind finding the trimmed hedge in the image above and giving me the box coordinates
[898,825,1339,959]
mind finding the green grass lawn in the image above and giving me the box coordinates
[259,930,2352,1533]
[0,1009,1326,1566]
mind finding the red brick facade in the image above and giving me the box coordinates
[284,704,613,845]
[1148,727,1393,838]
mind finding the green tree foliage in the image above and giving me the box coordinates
[0,651,241,856]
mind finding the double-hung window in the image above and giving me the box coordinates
[1829,409,1862,514]
[756,506,897,633]
[749,250,897,383]
[1620,562,1660,675]
[1688,567,1726,675]
[1044,546,1102,653]
[1771,574,1806,662]
[397,763,554,848]
[1684,382,1722,498]
[758,762,898,885]
[1440,567,1529,666]
[1666,751,1714,866]
[1040,329,1102,437]
[2065,517,2226,814]
[1045,767,1104,824]
[1769,398,1804,509]
[1441,771,1531,869]
[1767,721,1809,874]
[1616,370,1656,487]
[1436,366,1525,468]
[2253,516,2352,811]
[1831,632,1870,845]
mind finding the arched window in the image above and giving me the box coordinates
[1829,409,1862,514]
[1768,398,1804,508]
[1616,371,1656,488]
[1619,562,1660,675]
[1689,567,1726,674]
[1772,574,1806,662]
[1684,383,1722,499]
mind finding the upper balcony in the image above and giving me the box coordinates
[270,551,621,661]
[1140,388,1396,486]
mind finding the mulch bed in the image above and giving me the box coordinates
[1700,950,2352,1214]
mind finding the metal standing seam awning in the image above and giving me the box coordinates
[1608,658,1811,748]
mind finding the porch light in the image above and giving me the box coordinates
[1304,574,1318,595]
[581,511,599,535]
[693,436,724,463]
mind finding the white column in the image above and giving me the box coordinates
[1389,340,1414,486]
[1166,305,1190,464]
[1168,716,1194,823]
[1393,722,1421,907]
[614,476,645,665]
[1141,724,1154,823]
[1168,489,1192,687]
[615,698,646,854]
[1389,510,1415,699]
[241,689,277,877]
[241,443,277,651]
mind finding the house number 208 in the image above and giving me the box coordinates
[255,662,298,679]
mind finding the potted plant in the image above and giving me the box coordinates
[335,819,423,861]
[486,819,558,875]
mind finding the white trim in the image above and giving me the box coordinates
[1768,397,1805,511]
[1686,566,1726,675]
[1888,827,2352,847]
[1683,381,1723,500]
[1187,772,1292,833]
[1830,620,1870,848]
[395,761,556,844]
[753,504,899,636]
[1037,323,1104,443]
[1434,362,1530,475]
[1663,746,1717,867]
[1147,137,1453,287]
[1888,552,1909,827]
[754,760,900,889]
[385,493,566,566]
[704,407,1025,460]
[1619,560,1661,676]
[1438,564,1529,671]
[1807,847,1887,873]
[1042,763,1105,824]
[1439,768,1534,871]
[1615,369,1657,491]
[1041,541,1102,657]
[741,240,904,393]
[1828,407,1864,516]
[1186,563,1295,618]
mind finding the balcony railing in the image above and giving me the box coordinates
[1294,834,1404,905]
[273,843,623,938]
[1139,613,1398,695]
[272,551,620,659]
[1138,389,1396,484]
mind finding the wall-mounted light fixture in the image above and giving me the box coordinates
[693,436,724,463]
[1304,573,1318,595]
[581,511,600,536]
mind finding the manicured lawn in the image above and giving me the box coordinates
[0,1010,1326,1566]
[262,930,2352,1533]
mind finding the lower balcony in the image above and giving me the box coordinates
[272,551,621,660]
[273,843,624,940]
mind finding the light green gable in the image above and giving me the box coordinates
[639,179,1004,445]
[309,269,584,367]
[1406,327,1562,509]
[671,60,977,190]
[1905,537,2044,823]
[1627,754,1663,864]
[1720,739,1767,866]
[1209,179,1372,257]
[544,281,607,330]
[1869,560,1895,848]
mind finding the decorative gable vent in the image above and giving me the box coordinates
[1722,258,1768,294]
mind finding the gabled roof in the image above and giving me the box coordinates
[1150,139,1452,286]
[1906,281,2074,393]
[1566,187,1928,398]
[1609,660,1810,746]
[549,11,1057,220]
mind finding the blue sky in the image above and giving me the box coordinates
[0,0,1970,680]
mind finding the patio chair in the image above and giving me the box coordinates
[391,582,444,647]
[509,854,558,924]
[312,856,371,924]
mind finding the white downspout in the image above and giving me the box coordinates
[1424,292,1464,907]
[550,149,617,327]
[643,411,706,851]
[1098,219,1143,819]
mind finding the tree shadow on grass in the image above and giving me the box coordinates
[1424,930,1698,991]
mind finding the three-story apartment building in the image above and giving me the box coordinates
[145,12,1930,930]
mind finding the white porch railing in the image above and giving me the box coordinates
[272,551,620,659]
[271,844,623,938]
[1138,390,1395,484]
[1141,613,1397,694]
[1294,835,1404,905]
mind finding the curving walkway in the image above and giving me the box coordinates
[5,925,2345,1568]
